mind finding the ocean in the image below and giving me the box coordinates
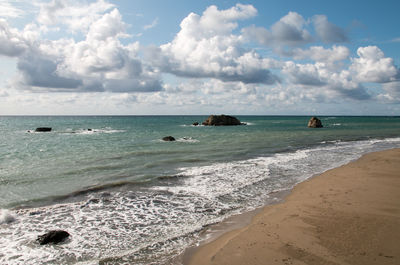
[1,115,400,264]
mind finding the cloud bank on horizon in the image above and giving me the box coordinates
[0,0,399,114]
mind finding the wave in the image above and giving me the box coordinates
[58,128,126,135]
[2,137,400,264]
[155,137,199,143]
[0,209,16,224]
[176,137,199,143]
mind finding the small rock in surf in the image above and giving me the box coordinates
[35,127,52,132]
[162,136,176,141]
[37,230,70,245]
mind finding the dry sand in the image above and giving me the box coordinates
[187,148,400,265]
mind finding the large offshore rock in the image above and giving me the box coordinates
[202,115,243,126]
[308,117,323,128]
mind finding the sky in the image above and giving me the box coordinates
[0,0,399,115]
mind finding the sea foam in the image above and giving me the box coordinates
[0,209,16,224]
[1,137,400,264]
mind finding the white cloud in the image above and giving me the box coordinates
[243,12,312,46]
[37,0,115,34]
[292,45,350,63]
[0,19,28,56]
[193,4,257,37]
[283,61,327,86]
[313,15,348,43]
[282,59,371,100]
[143,18,159,30]
[350,46,399,83]
[379,81,400,102]
[0,0,25,18]
[281,45,399,102]
[1,2,400,114]
[8,3,162,93]
[150,4,279,84]
[86,8,129,41]
[15,52,83,90]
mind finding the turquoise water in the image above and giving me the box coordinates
[1,116,400,264]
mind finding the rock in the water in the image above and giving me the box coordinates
[308,117,323,128]
[202,115,243,126]
[162,136,176,141]
[35,127,52,132]
[37,230,70,245]
[192,122,199,126]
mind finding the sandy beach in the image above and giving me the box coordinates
[187,148,400,265]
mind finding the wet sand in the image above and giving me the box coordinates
[187,148,400,265]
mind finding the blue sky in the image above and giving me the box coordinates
[0,0,399,115]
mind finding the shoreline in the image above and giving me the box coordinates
[180,189,292,265]
[185,148,400,265]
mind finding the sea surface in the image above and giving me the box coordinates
[1,115,400,264]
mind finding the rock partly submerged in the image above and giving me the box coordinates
[308,117,323,128]
[202,115,244,126]
[37,230,70,245]
[162,136,176,141]
[34,127,52,132]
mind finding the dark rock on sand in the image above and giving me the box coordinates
[192,122,199,126]
[308,117,323,128]
[162,136,176,141]
[35,127,52,132]
[37,230,70,245]
[202,115,243,126]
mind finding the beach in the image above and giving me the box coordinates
[187,148,400,265]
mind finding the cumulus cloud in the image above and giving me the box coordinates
[167,79,258,95]
[86,8,129,41]
[37,0,115,34]
[7,3,162,93]
[379,82,400,102]
[2,2,400,114]
[279,45,399,102]
[243,12,312,46]
[292,45,350,63]
[350,46,399,83]
[244,12,348,48]
[149,4,279,84]
[0,0,25,18]
[282,59,372,101]
[0,19,28,56]
[15,52,82,90]
[283,61,327,86]
[313,15,348,43]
